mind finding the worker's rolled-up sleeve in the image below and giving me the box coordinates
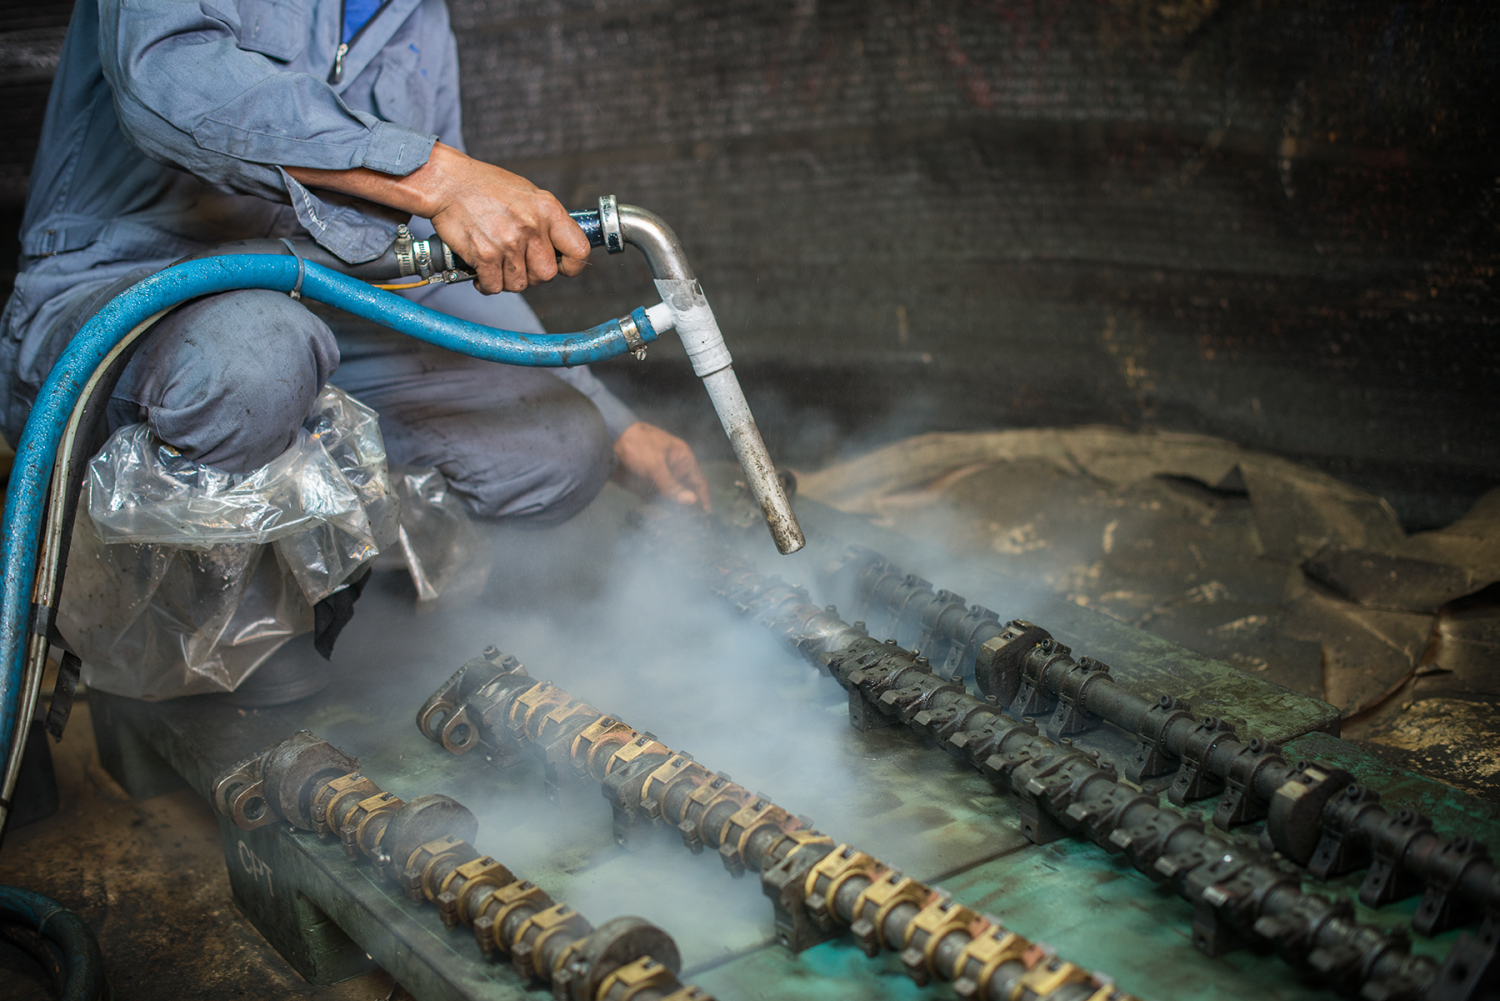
[97,0,437,261]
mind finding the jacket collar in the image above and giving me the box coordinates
[317,0,426,96]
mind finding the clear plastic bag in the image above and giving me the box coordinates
[375,465,491,604]
[58,385,398,700]
[86,385,397,603]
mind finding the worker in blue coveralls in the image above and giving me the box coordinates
[1,0,712,537]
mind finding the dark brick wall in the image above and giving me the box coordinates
[1,1,1495,526]
[0,1,72,298]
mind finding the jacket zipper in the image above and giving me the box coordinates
[328,0,396,85]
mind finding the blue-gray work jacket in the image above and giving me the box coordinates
[1,0,635,445]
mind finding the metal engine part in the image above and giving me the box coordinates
[821,544,1500,937]
[212,729,714,1001]
[417,649,1140,1001]
[629,509,1488,1001]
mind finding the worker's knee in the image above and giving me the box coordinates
[114,290,339,474]
[460,392,614,526]
[384,378,614,527]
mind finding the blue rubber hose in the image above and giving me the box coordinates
[0,254,659,816]
[0,885,107,1000]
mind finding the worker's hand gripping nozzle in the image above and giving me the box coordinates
[322,197,806,554]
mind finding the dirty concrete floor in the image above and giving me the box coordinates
[0,698,410,1001]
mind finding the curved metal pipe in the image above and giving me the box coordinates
[193,206,805,555]
[618,203,805,555]
[617,204,695,280]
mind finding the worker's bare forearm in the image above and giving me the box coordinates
[285,143,589,294]
[284,142,462,218]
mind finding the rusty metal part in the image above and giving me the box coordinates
[340,789,404,865]
[819,545,1304,821]
[211,731,714,1001]
[416,647,531,765]
[418,655,1138,1001]
[263,730,362,828]
[211,751,275,831]
[632,516,1456,1001]
[399,835,475,904]
[571,714,639,781]
[439,855,516,932]
[823,544,1500,936]
[314,771,382,838]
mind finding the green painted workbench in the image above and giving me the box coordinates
[91,484,1499,1001]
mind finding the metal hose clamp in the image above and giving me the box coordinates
[393,224,416,276]
[279,238,307,300]
[618,313,647,360]
[599,195,624,254]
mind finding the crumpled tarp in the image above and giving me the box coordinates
[799,427,1500,721]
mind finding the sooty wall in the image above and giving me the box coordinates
[1,1,1495,527]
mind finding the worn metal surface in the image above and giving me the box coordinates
[88,625,1038,985]
[92,687,539,998]
[697,832,1463,1001]
[1281,732,1500,843]
[76,485,1500,1000]
[757,489,1343,745]
[211,739,707,1001]
[0,697,409,1001]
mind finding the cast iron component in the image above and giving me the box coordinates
[822,543,1500,934]
[212,729,713,1001]
[641,515,1477,1001]
[1308,787,1500,937]
[818,545,1306,820]
[419,653,1140,1001]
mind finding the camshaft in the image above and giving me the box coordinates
[418,647,1139,1001]
[631,512,1463,1001]
[212,730,712,1001]
[821,544,1500,936]
[821,545,1297,822]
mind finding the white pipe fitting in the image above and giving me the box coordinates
[620,205,804,555]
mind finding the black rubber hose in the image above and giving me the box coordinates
[0,885,107,1000]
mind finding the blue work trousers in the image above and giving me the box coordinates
[26,279,619,528]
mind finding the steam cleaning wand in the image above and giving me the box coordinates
[0,196,803,836]
[575,198,804,556]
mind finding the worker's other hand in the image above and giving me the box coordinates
[612,422,712,511]
[422,144,590,294]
